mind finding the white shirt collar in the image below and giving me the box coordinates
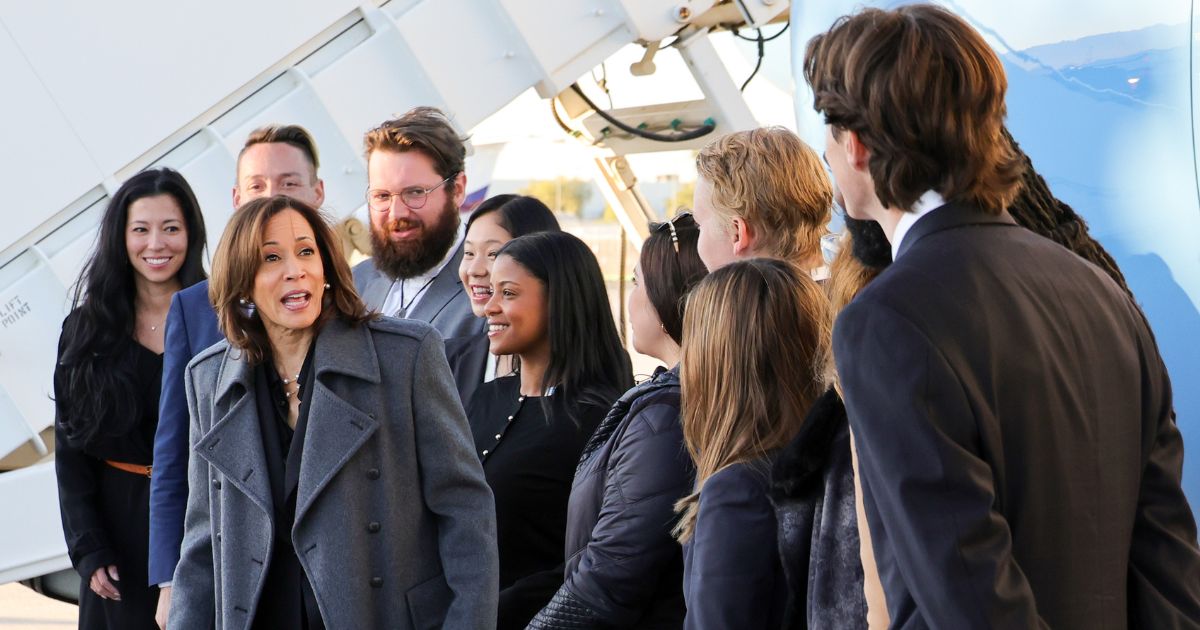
[891,190,946,260]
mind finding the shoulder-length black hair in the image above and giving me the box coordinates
[642,213,707,345]
[497,231,632,415]
[57,168,208,446]
[465,194,561,238]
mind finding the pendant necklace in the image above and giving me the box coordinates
[397,276,437,317]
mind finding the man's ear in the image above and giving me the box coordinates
[453,172,468,208]
[843,130,871,172]
[313,179,326,207]
[731,216,756,257]
[232,186,241,209]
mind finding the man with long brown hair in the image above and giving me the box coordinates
[807,4,1200,627]
[353,106,481,340]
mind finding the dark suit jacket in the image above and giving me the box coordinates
[834,202,1200,628]
[148,279,221,585]
[444,332,489,407]
[352,246,484,341]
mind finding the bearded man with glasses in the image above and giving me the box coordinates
[353,107,484,340]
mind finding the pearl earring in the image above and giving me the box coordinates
[324,283,331,289]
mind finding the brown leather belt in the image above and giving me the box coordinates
[105,460,152,478]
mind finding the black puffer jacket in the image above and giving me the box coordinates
[770,388,867,629]
[528,367,693,629]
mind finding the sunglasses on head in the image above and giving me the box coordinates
[650,211,693,253]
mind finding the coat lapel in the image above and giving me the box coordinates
[405,246,465,324]
[293,319,382,527]
[193,350,274,520]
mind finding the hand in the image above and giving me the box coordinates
[156,586,172,629]
[90,565,121,600]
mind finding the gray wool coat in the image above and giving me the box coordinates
[170,316,498,630]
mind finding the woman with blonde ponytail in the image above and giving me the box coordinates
[675,258,830,629]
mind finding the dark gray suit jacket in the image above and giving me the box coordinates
[352,246,484,341]
[444,332,489,407]
[834,202,1200,628]
[171,316,498,629]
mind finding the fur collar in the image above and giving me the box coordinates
[771,388,847,500]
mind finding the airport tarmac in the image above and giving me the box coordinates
[0,582,75,628]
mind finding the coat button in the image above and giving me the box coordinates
[212,478,222,489]
[370,577,383,588]
[367,521,381,533]
[494,434,501,440]
[366,468,380,480]
[216,532,222,541]
[482,450,489,456]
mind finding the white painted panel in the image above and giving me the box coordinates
[0,462,70,583]
[394,0,540,129]
[0,0,361,175]
[308,30,446,151]
[498,0,626,81]
[155,136,238,257]
[0,26,102,255]
[37,196,107,290]
[0,388,31,460]
[0,250,71,439]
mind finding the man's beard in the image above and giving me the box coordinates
[844,215,892,269]
[369,197,461,280]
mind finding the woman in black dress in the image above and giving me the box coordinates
[447,194,560,405]
[467,231,633,629]
[528,212,708,629]
[54,168,207,629]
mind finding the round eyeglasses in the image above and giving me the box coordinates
[366,173,456,212]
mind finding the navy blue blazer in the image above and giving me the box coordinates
[148,280,221,585]
[835,202,1200,628]
[683,458,786,630]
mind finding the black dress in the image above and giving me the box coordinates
[251,346,324,630]
[54,333,162,630]
[466,375,606,630]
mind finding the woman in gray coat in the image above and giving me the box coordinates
[170,195,498,629]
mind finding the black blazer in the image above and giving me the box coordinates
[445,332,490,407]
[834,202,1200,628]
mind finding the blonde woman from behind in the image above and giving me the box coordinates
[675,258,832,630]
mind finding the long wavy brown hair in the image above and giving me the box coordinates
[674,258,831,542]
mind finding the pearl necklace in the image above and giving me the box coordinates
[279,371,302,398]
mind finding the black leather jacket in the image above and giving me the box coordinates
[528,367,693,629]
